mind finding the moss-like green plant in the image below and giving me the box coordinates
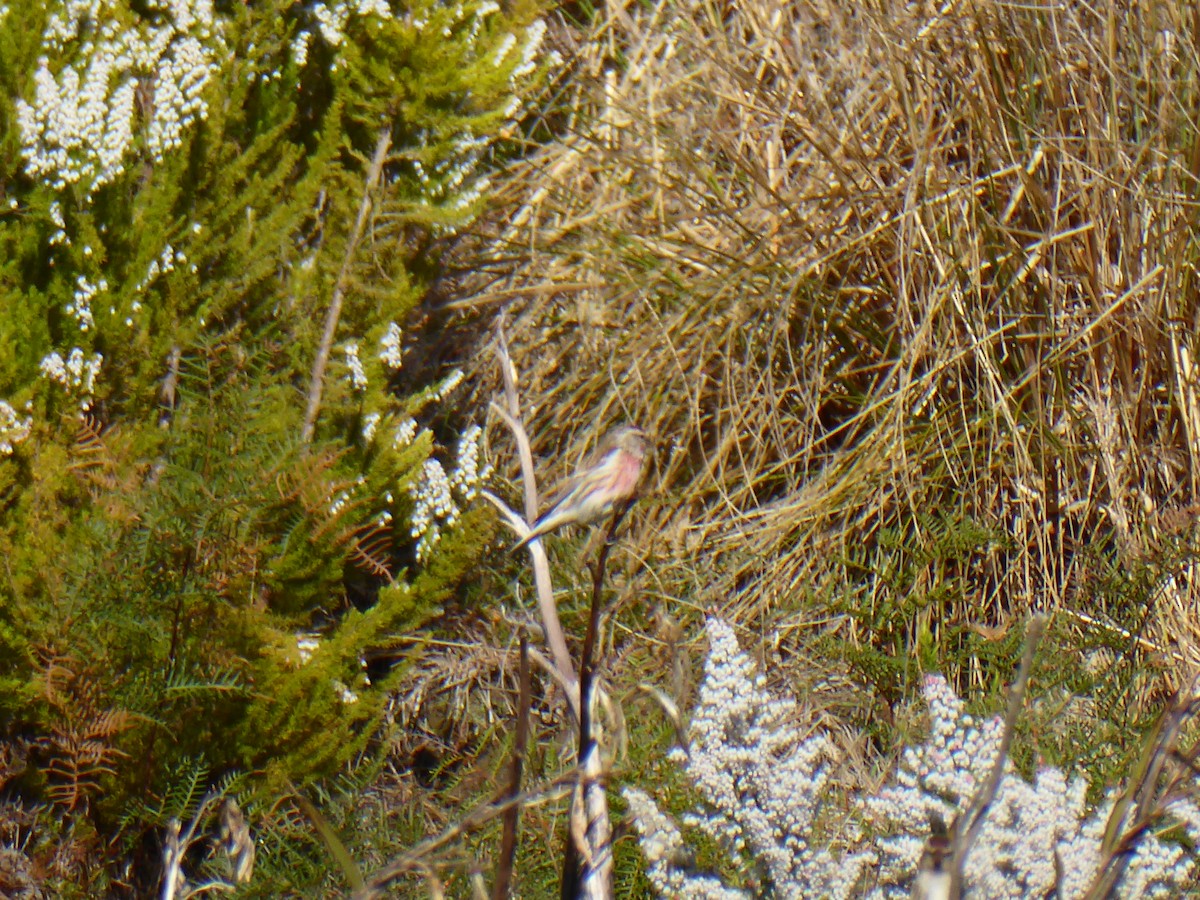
[0,0,549,884]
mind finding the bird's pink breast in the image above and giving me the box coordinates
[611,450,641,496]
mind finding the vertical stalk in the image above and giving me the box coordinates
[301,128,391,444]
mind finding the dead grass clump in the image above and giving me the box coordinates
[385,623,534,784]
[440,0,1200,707]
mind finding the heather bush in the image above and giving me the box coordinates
[626,619,1200,899]
[0,0,550,889]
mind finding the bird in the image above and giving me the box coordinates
[513,425,651,552]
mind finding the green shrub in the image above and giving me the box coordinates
[0,0,546,885]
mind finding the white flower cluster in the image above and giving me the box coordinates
[290,30,312,67]
[866,675,1200,899]
[343,341,368,391]
[0,401,32,456]
[404,10,555,226]
[48,200,67,245]
[361,411,381,442]
[491,18,557,85]
[393,417,418,447]
[295,636,361,703]
[378,322,403,370]
[145,36,213,159]
[406,425,489,562]
[40,348,103,408]
[431,367,463,401]
[627,620,1200,900]
[16,0,221,195]
[412,133,493,214]
[377,490,394,526]
[137,243,180,290]
[409,458,458,562]
[624,617,874,899]
[623,788,749,900]
[410,0,497,35]
[296,633,320,664]
[511,19,547,80]
[305,0,391,54]
[130,242,193,319]
[448,424,490,500]
[67,274,106,332]
[332,679,359,704]
[492,33,517,67]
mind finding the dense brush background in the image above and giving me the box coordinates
[4,0,1200,895]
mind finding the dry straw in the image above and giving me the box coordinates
[441,0,1200,698]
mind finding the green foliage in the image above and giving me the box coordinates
[829,508,1015,705]
[0,0,547,884]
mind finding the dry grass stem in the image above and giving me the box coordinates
[442,0,1200,704]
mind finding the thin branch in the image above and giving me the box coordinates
[301,127,392,444]
[495,323,539,526]
[579,505,630,753]
[161,818,183,900]
[353,777,577,899]
[489,326,579,719]
[567,742,614,900]
[948,613,1046,898]
[493,631,531,900]
[479,476,576,715]
[1082,689,1200,900]
[561,506,627,900]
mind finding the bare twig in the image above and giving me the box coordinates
[578,506,630,752]
[566,742,614,900]
[353,776,577,899]
[910,813,951,900]
[493,631,531,900]
[161,818,184,900]
[560,506,627,900]
[489,324,580,719]
[947,614,1047,898]
[495,324,539,527]
[1082,687,1200,900]
[300,127,392,444]
[160,790,241,900]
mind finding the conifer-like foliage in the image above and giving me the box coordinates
[0,0,544,887]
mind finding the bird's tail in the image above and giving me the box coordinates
[511,506,572,554]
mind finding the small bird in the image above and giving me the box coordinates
[513,425,651,552]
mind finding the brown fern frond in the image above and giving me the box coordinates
[269,446,346,509]
[73,414,107,454]
[65,415,144,526]
[68,415,119,489]
[350,524,394,579]
[34,653,133,813]
[265,448,380,568]
[40,654,76,706]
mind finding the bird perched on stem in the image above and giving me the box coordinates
[513,425,651,552]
